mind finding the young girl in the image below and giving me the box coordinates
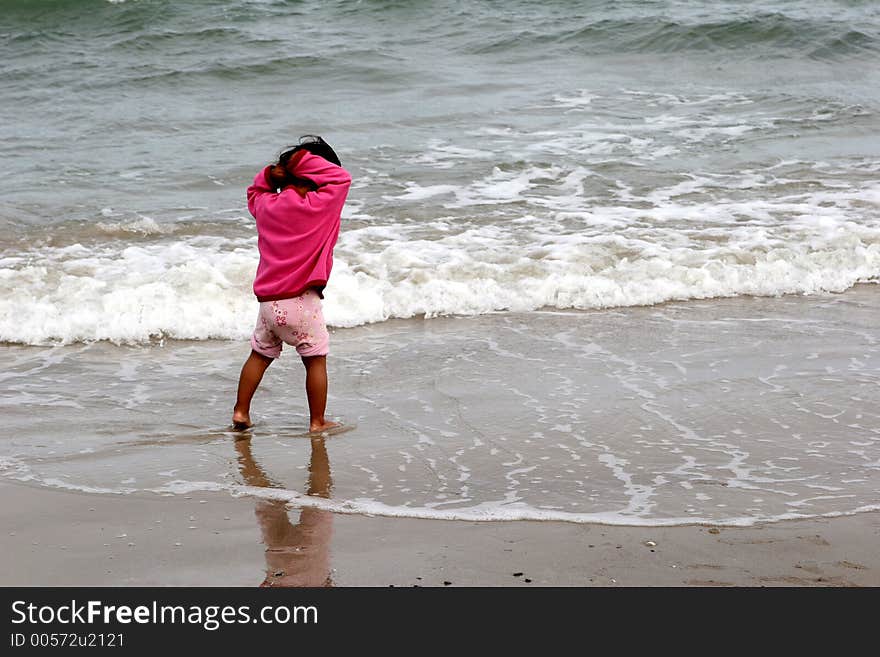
[232,136,352,433]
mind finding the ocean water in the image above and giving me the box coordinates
[1,0,879,527]
[1,0,878,343]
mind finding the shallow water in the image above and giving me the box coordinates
[2,287,877,526]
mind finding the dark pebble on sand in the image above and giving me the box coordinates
[513,572,523,577]
[273,571,284,577]
[443,581,451,586]
[524,579,532,583]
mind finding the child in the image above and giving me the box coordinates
[232,136,352,433]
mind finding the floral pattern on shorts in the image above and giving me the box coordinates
[250,289,329,359]
[272,301,288,326]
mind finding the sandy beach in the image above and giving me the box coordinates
[2,286,878,586]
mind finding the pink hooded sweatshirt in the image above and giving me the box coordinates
[247,151,352,301]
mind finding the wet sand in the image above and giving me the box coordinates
[1,479,879,586]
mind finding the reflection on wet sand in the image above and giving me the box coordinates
[234,437,333,587]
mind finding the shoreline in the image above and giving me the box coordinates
[2,480,879,586]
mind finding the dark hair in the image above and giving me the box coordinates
[267,135,341,192]
[288,135,341,167]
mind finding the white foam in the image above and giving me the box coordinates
[0,237,258,344]
[96,216,176,236]
[1,162,879,344]
[323,199,880,328]
[551,90,595,109]
[4,459,879,527]
[407,140,495,169]
[2,218,878,344]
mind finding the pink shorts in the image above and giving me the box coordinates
[250,289,330,359]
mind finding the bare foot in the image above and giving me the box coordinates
[308,419,340,434]
[232,410,252,431]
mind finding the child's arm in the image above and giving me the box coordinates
[247,151,351,220]
[247,166,275,218]
[246,151,308,217]
[295,151,351,189]
[291,152,352,217]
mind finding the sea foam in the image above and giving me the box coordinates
[3,457,879,528]
[1,181,878,344]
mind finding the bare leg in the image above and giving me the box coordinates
[301,355,339,433]
[232,349,274,429]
